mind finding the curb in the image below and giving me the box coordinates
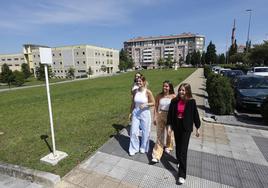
[0,161,60,188]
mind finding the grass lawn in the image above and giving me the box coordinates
[0,68,196,176]
[0,77,68,89]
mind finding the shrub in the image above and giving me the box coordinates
[206,74,235,115]
[261,98,268,125]
[204,65,212,78]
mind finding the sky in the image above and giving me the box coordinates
[0,0,267,55]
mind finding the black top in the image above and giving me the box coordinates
[167,97,201,132]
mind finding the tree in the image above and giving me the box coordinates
[12,70,25,86]
[217,53,226,64]
[229,53,244,64]
[87,66,93,76]
[205,41,217,65]
[201,51,206,65]
[21,63,31,79]
[178,57,184,67]
[101,65,107,72]
[186,53,191,65]
[191,50,201,67]
[35,64,52,80]
[229,39,238,57]
[165,54,173,68]
[157,58,164,68]
[249,41,268,66]
[0,63,14,88]
[119,48,133,71]
[67,67,75,79]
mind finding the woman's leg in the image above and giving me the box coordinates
[140,110,151,153]
[178,131,191,179]
[129,111,140,155]
[152,113,165,160]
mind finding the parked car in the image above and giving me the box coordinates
[233,75,268,110]
[218,68,231,75]
[247,67,268,77]
[211,66,221,73]
[223,70,245,80]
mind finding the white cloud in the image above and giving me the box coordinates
[0,0,166,30]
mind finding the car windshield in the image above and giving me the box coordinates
[238,77,268,89]
[255,68,268,72]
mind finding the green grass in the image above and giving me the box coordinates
[0,77,68,89]
[0,68,195,176]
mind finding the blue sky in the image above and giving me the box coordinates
[0,0,267,55]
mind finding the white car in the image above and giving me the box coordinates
[247,67,268,77]
[218,68,231,75]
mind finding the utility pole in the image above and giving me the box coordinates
[246,9,252,53]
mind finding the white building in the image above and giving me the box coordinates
[0,44,119,78]
[124,33,205,69]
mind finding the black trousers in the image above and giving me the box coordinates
[173,118,191,179]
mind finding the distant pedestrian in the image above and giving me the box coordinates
[151,80,176,163]
[129,75,155,156]
[167,83,200,185]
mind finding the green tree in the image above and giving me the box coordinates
[12,70,25,86]
[87,66,93,76]
[178,57,184,67]
[21,63,31,79]
[249,41,268,66]
[191,50,201,67]
[67,67,75,79]
[186,53,191,65]
[0,63,14,88]
[229,53,244,64]
[165,54,173,68]
[229,39,238,57]
[201,51,206,65]
[119,48,133,71]
[205,41,217,65]
[157,58,164,68]
[35,64,52,80]
[217,53,226,64]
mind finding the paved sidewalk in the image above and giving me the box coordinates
[57,68,268,188]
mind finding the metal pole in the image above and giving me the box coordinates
[44,65,56,156]
[246,9,252,52]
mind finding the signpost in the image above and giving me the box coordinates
[39,47,68,166]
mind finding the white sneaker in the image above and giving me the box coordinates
[140,149,145,154]
[165,148,171,153]
[129,152,135,156]
[151,158,159,163]
[178,177,185,184]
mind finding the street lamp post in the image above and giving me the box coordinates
[246,9,252,52]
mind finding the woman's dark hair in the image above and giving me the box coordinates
[161,80,175,95]
[177,83,193,100]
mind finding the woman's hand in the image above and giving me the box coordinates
[195,129,200,137]
[139,103,147,109]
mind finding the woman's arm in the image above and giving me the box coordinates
[193,99,201,129]
[153,94,160,125]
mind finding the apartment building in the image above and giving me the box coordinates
[0,44,119,78]
[124,33,205,69]
[0,53,26,73]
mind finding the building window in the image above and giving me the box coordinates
[33,55,36,58]
[15,64,19,66]
[21,58,24,60]
[76,52,79,55]
[83,52,85,55]
[7,58,11,61]
[60,62,62,65]
[83,61,86,64]
[54,70,56,73]
[61,70,63,73]
[38,55,40,57]
[53,54,55,56]
[59,53,62,56]
[77,61,79,64]
[1,59,5,61]
[53,62,56,65]
[34,63,37,65]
